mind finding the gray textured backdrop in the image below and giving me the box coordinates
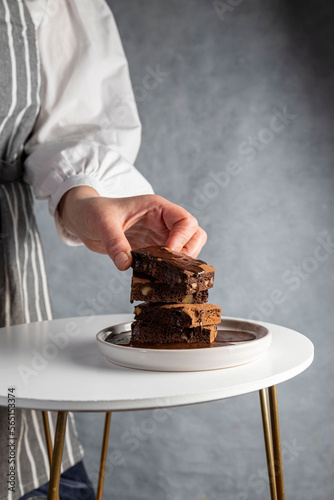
[34,1,334,499]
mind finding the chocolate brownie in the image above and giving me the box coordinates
[134,303,221,328]
[128,245,220,346]
[131,246,215,289]
[130,276,209,304]
[131,321,217,344]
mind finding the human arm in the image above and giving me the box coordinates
[24,0,154,245]
[24,0,207,266]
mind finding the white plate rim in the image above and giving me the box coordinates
[96,318,270,353]
[96,316,272,367]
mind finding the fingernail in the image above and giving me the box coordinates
[170,242,183,252]
[114,251,131,269]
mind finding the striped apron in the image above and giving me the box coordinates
[0,2,83,499]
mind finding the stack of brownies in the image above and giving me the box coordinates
[130,246,221,344]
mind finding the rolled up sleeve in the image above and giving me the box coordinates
[24,0,153,245]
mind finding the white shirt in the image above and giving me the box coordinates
[24,0,154,245]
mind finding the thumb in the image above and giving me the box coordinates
[101,223,133,271]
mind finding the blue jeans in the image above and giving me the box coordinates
[19,461,96,500]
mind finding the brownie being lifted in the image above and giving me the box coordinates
[131,246,215,290]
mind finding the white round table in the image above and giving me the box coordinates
[0,314,314,500]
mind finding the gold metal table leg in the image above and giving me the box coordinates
[96,411,112,500]
[42,411,53,465]
[268,386,285,500]
[259,389,278,500]
[47,411,68,500]
[42,411,60,500]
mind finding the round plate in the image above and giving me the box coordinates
[96,317,272,372]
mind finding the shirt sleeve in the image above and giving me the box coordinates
[24,0,154,245]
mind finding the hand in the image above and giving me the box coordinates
[58,186,207,270]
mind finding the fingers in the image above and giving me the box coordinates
[162,201,201,253]
[180,227,207,257]
[78,197,134,270]
[93,211,133,270]
[102,229,133,270]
